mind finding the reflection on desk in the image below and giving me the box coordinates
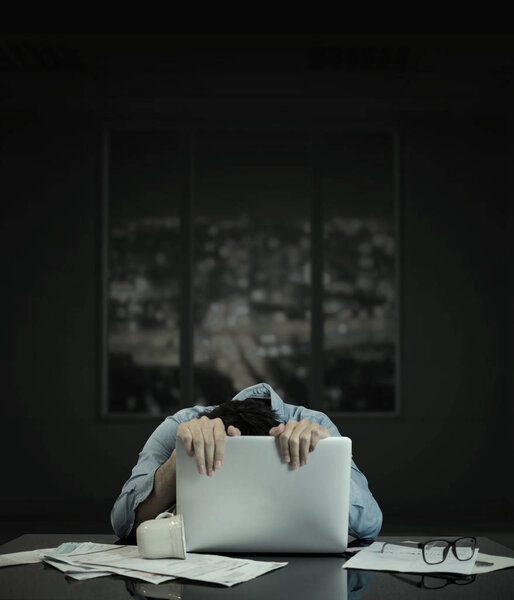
[0,535,513,600]
[387,571,476,590]
[125,562,377,600]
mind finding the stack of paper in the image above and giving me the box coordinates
[41,542,287,586]
[43,543,176,583]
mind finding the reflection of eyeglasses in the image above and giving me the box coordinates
[380,537,476,565]
[389,572,476,590]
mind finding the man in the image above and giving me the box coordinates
[111,382,383,540]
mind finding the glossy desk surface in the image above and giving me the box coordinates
[0,534,513,599]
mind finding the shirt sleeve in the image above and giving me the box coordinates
[110,407,202,539]
[283,404,383,540]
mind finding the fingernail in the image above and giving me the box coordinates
[292,462,298,470]
[300,460,305,467]
[284,455,290,463]
[215,460,222,469]
[207,469,213,476]
[199,465,206,474]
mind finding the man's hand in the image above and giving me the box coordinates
[269,419,330,469]
[177,416,241,476]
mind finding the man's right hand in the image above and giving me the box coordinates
[177,416,241,476]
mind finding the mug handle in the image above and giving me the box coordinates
[155,511,175,520]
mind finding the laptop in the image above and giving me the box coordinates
[176,436,352,553]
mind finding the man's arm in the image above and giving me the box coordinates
[112,413,241,538]
[348,464,383,539]
[111,410,190,539]
[134,416,240,527]
[134,450,177,527]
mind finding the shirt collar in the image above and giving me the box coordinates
[231,382,286,423]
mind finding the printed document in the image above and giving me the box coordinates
[472,552,514,574]
[43,543,286,586]
[0,548,55,568]
[44,543,175,584]
[343,542,478,575]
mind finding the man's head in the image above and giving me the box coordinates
[199,398,281,436]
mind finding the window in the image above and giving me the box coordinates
[105,130,183,416]
[102,127,398,417]
[321,133,396,413]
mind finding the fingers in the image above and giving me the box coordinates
[269,422,285,437]
[277,420,297,465]
[188,419,207,475]
[288,420,310,469]
[309,423,329,451]
[177,422,194,457]
[178,416,330,477]
[298,424,311,466]
[203,417,216,476]
[213,418,226,471]
[273,420,331,470]
[177,416,226,476]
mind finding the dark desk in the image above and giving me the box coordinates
[1,534,513,599]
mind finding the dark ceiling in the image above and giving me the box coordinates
[1,33,513,74]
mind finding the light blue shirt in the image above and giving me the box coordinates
[111,382,383,540]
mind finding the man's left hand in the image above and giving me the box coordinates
[269,419,330,469]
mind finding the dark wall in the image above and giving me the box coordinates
[1,34,513,525]
[346,118,513,518]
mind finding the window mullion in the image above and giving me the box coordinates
[309,132,324,410]
[180,131,195,409]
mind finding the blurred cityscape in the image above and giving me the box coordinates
[108,213,395,414]
[108,217,181,414]
[323,216,395,412]
[192,213,311,407]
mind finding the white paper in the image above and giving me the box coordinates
[66,571,112,581]
[44,557,110,575]
[45,557,173,584]
[56,545,287,587]
[44,560,113,581]
[47,542,121,556]
[472,552,514,574]
[0,548,56,568]
[43,545,176,584]
[343,542,478,575]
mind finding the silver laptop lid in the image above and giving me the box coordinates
[176,436,351,553]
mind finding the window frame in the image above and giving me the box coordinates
[99,121,401,420]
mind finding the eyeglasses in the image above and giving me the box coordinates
[381,537,476,565]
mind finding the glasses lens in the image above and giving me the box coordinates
[424,541,449,564]
[455,537,475,560]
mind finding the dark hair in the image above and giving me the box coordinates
[199,398,281,435]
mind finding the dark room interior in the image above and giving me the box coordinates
[1,33,513,556]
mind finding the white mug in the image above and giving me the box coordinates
[136,512,187,559]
